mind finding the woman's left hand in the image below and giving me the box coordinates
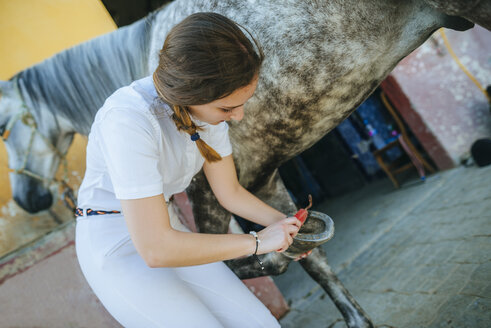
[285,216,302,238]
[293,250,313,261]
[282,216,309,259]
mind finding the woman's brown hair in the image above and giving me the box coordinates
[153,12,264,162]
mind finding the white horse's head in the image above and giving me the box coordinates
[1,79,74,213]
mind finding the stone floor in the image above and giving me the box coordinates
[0,164,489,327]
[275,164,491,328]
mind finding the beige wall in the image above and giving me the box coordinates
[0,0,116,257]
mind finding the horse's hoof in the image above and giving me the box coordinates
[283,211,335,259]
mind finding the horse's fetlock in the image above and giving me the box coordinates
[266,256,290,275]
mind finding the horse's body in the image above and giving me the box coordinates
[0,0,478,326]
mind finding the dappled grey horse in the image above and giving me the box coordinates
[0,0,480,326]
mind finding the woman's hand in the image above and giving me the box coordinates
[256,217,301,254]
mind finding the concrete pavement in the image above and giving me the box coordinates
[275,164,491,328]
[0,164,489,327]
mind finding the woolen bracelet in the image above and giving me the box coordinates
[249,231,264,270]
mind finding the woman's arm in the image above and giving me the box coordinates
[203,155,290,227]
[120,195,299,268]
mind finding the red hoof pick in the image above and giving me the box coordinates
[294,194,313,225]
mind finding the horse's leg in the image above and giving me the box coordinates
[235,170,374,327]
[186,170,231,234]
[186,170,373,327]
[299,248,374,328]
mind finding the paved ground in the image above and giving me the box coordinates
[274,164,491,328]
[0,164,489,327]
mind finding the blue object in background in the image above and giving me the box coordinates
[335,118,380,176]
[334,91,402,177]
[356,94,401,161]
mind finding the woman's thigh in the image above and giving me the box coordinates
[76,216,279,328]
[76,217,223,328]
[175,262,280,328]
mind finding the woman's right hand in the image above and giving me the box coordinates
[256,217,301,254]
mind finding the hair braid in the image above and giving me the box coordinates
[171,105,222,162]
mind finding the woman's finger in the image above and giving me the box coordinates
[286,224,299,235]
[294,253,306,261]
[294,250,313,261]
[301,250,312,258]
[283,217,302,227]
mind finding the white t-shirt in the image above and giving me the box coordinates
[77,76,233,211]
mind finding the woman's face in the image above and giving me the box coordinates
[188,77,258,125]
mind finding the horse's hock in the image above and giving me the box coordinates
[284,211,335,259]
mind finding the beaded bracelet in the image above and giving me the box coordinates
[249,231,264,270]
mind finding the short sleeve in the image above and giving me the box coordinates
[205,121,233,157]
[97,108,163,199]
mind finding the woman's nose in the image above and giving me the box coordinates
[230,107,244,121]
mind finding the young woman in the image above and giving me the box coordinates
[75,12,303,327]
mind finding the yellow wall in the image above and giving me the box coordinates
[0,0,116,256]
[0,0,116,78]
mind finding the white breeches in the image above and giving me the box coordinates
[75,202,280,328]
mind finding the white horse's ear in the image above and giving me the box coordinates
[0,80,13,100]
[0,80,8,97]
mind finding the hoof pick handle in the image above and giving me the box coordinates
[294,194,313,225]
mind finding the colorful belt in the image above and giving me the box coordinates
[75,207,121,217]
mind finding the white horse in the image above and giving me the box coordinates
[0,0,478,326]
